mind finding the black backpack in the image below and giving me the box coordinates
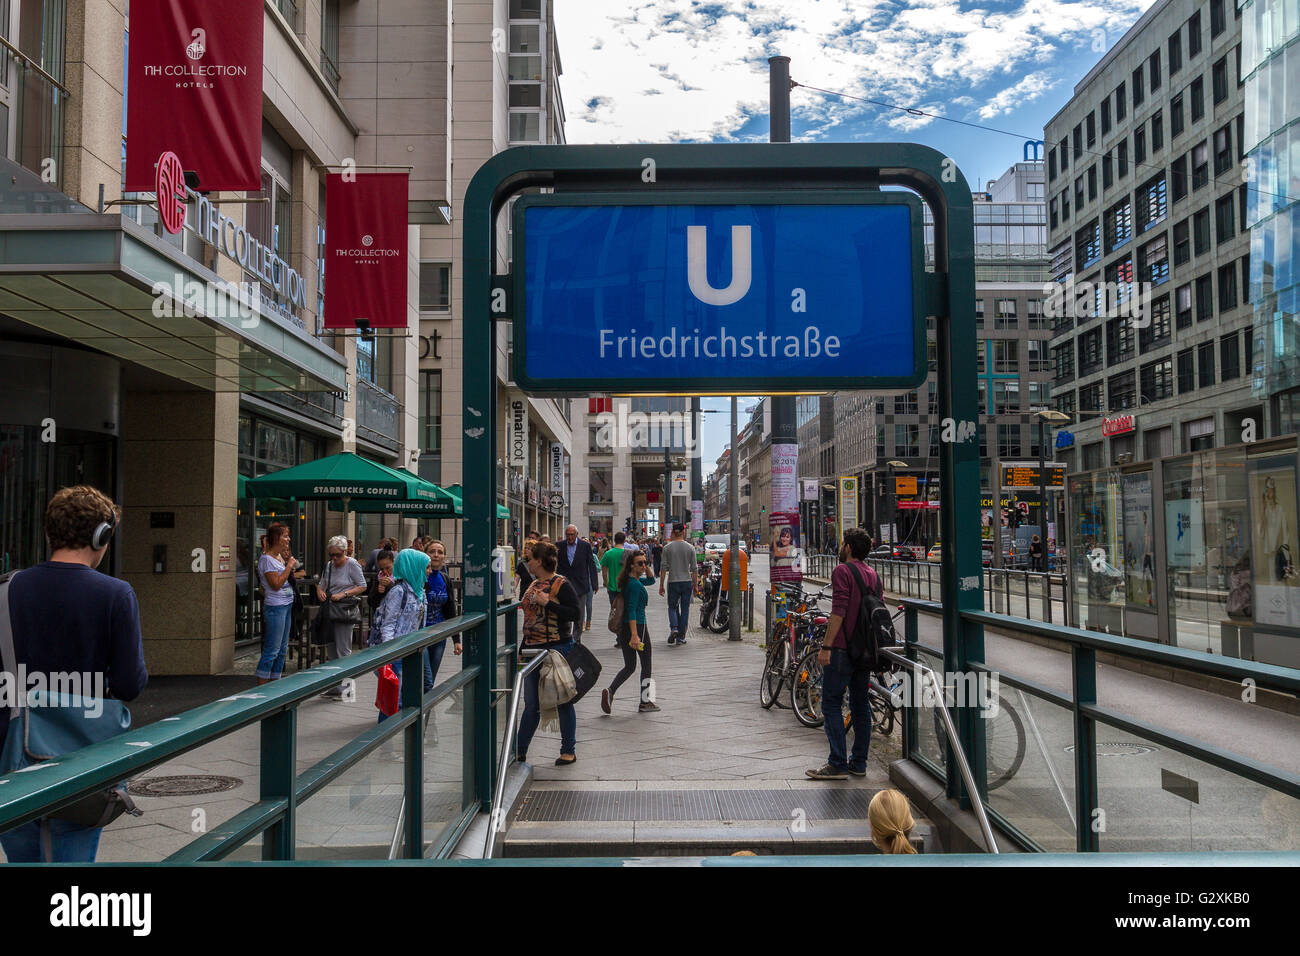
[844,562,893,671]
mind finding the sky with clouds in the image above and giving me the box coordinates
[551,0,1160,464]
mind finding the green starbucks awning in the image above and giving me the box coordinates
[245,453,438,503]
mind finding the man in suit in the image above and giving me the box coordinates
[556,524,595,638]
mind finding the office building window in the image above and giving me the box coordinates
[1086,111,1096,146]
[1101,100,1112,135]
[1073,124,1083,161]
[1188,11,1202,58]
[419,263,451,312]
[1191,140,1209,189]
[1217,262,1238,311]
[1075,175,1085,212]
[997,424,1021,459]
[321,0,340,92]
[1135,125,1147,165]
[1197,341,1215,387]
[1190,76,1205,122]
[1213,124,1233,175]
[1028,298,1047,329]
[975,299,985,328]
[1220,332,1241,380]
[994,380,1020,414]
[1174,218,1191,264]
[1118,139,1129,178]
[1193,206,1211,254]
[1175,282,1193,328]
[1136,173,1168,231]
[1108,370,1136,411]
[1132,66,1145,108]
[1104,198,1133,252]
[1060,136,1070,171]
[995,298,1018,329]
[894,391,918,414]
[1054,341,1075,382]
[1169,30,1182,75]
[1079,329,1103,374]
[1116,82,1127,121]
[1150,50,1162,91]
[1212,56,1229,105]
[1211,0,1225,38]
[1106,317,1134,363]
[1171,153,1188,201]
[1028,337,1051,371]
[1171,93,1185,138]
[1142,294,1172,352]
[1088,164,1097,201]
[1140,358,1174,402]
[1177,348,1195,393]
[419,370,442,457]
[1056,389,1076,417]
[1196,273,1214,322]
[1079,383,1102,418]
[894,424,919,458]
[1103,152,1114,189]
[1139,234,1170,286]
[1061,187,1070,222]
[1215,193,1235,243]
[1151,111,1163,152]
[993,339,1019,373]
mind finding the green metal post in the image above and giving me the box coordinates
[402,648,424,857]
[259,708,296,860]
[1072,645,1101,851]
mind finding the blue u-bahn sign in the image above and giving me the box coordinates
[511,192,926,394]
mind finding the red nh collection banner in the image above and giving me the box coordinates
[324,173,410,329]
[125,0,264,192]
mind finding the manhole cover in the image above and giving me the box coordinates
[1064,742,1155,756]
[128,775,243,797]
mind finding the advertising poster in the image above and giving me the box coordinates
[1165,498,1205,570]
[770,444,799,515]
[837,476,859,543]
[1251,459,1300,628]
[691,500,703,537]
[323,173,411,329]
[1121,472,1155,609]
[770,510,802,585]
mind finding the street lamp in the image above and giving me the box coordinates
[886,460,908,551]
[1034,410,1072,561]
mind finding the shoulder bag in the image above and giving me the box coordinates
[323,562,361,624]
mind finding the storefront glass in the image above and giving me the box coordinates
[1069,470,1124,633]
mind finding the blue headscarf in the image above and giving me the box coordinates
[392,548,430,603]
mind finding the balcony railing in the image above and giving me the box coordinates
[356,377,401,448]
[0,42,67,197]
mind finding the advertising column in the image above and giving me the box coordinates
[770,442,802,585]
[837,476,859,547]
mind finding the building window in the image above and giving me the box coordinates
[1079,329,1103,374]
[1151,111,1163,152]
[1103,152,1114,189]
[993,380,1020,414]
[508,20,544,144]
[1213,123,1233,175]
[1171,153,1188,201]
[320,0,340,93]
[1215,193,1236,243]
[1177,349,1195,393]
[997,424,1021,459]
[1212,56,1229,105]
[419,263,451,312]
[975,299,985,328]
[1196,273,1214,322]
[1174,218,1191,264]
[1060,136,1070,172]
[1116,82,1127,121]
[1080,383,1102,418]
[1086,111,1096,146]
[1132,65,1145,109]
[1027,298,1047,329]
[1106,317,1134,363]
[1061,188,1070,223]
[894,424,919,458]
[995,298,1018,329]
[1171,93,1185,138]
[1104,198,1133,252]
[1188,11,1202,58]
[1135,125,1147,165]
[1210,0,1226,38]
[1139,234,1170,286]
[1217,262,1238,311]
[419,370,442,457]
[1193,206,1211,254]
[1150,50,1162,92]
[1088,164,1097,201]
[1136,173,1168,231]
[1075,175,1085,212]
[1027,337,1051,371]
[1108,370,1136,411]
[1049,148,1057,181]
[1054,341,1075,382]
[1118,139,1129,178]
[1073,124,1083,161]
[1220,332,1241,380]
[1056,389,1076,417]
[1140,294,1172,351]
[1140,358,1174,402]
[1190,77,1205,122]
[1101,100,1112,135]
[1197,341,1215,387]
[589,465,612,503]
[993,339,1020,374]
[1191,141,1209,189]
[1169,29,1183,75]
[1175,282,1193,328]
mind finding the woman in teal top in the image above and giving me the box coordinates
[601,550,661,714]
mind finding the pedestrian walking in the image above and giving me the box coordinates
[516,531,539,598]
[516,541,583,766]
[806,527,882,781]
[585,537,600,632]
[601,549,660,714]
[651,537,664,578]
[256,522,299,684]
[317,535,366,699]
[1029,534,1045,572]
[659,522,698,646]
[599,531,627,645]
[0,486,148,863]
[369,548,430,723]
[556,524,595,638]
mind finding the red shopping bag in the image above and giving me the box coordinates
[375,664,400,716]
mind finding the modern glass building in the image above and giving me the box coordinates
[1243,0,1300,430]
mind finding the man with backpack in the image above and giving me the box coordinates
[806,527,885,781]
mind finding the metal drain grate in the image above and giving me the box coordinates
[128,775,243,797]
[515,789,877,823]
[1065,742,1156,757]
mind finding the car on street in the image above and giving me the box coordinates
[869,544,917,561]
[703,534,747,557]
[927,544,942,563]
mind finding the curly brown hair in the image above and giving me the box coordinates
[45,485,119,551]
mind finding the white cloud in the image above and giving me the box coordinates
[552,0,1158,143]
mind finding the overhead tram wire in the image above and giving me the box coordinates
[793,79,1299,209]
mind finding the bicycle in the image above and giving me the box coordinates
[790,607,905,732]
[759,584,829,709]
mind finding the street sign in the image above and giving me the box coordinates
[549,492,564,510]
[512,192,925,394]
[672,471,688,494]
[895,476,918,495]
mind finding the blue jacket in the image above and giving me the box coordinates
[556,539,595,595]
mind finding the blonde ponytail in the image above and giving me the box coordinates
[868,789,917,854]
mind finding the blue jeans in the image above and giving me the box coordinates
[584,588,594,622]
[0,819,102,862]
[517,641,577,759]
[256,602,295,679]
[666,581,693,635]
[821,648,872,772]
[424,639,449,692]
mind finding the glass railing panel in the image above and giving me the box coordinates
[422,684,469,855]
[293,735,405,860]
[1094,720,1300,852]
[984,685,1077,851]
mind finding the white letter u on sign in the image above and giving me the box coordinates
[687,225,752,306]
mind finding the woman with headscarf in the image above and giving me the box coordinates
[369,548,430,722]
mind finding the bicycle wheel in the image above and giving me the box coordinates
[759,640,787,709]
[870,690,896,736]
[791,650,825,728]
[930,692,1027,792]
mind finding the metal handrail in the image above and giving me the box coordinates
[483,648,550,859]
[881,645,999,854]
[0,35,71,96]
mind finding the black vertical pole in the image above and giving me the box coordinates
[768,55,798,569]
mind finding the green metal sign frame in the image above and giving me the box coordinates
[464,143,987,815]
[508,189,928,395]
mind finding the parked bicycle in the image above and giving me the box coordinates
[759,583,830,709]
